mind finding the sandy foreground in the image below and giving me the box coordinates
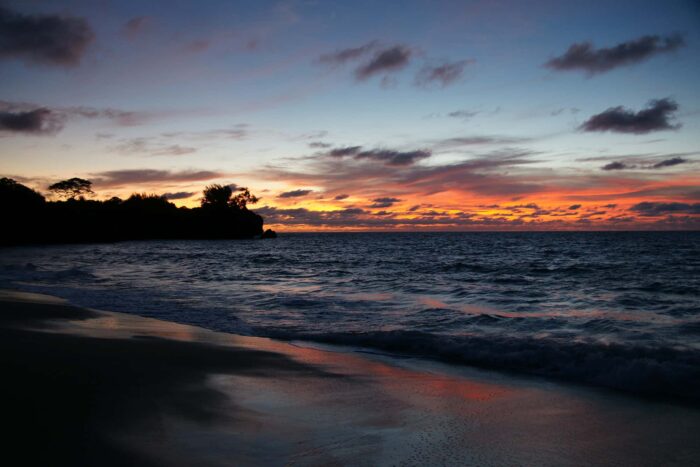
[1,289,699,467]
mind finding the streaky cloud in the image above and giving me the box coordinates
[652,157,686,169]
[631,202,700,216]
[545,33,685,74]
[327,146,430,166]
[415,59,473,87]
[355,45,412,80]
[278,189,313,198]
[91,169,224,188]
[318,41,377,65]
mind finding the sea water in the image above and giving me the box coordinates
[2,231,698,398]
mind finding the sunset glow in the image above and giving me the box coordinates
[1,0,698,231]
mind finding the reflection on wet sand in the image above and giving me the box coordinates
[3,289,700,466]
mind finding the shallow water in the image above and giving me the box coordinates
[2,231,699,398]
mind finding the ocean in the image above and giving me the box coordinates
[2,231,699,399]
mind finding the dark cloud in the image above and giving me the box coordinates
[327,146,430,166]
[568,185,700,202]
[447,110,479,121]
[278,189,313,198]
[255,205,531,229]
[545,34,685,74]
[318,41,377,65]
[0,5,94,67]
[355,149,430,166]
[652,157,686,169]
[355,45,412,80]
[370,197,401,208]
[581,98,680,134]
[601,161,632,171]
[91,169,223,188]
[334,194,349,200]
[630,202,700,216]
[568,204,581,210]
[162,191,195,200]
[329,146,363,157]
[309,141,332,149]
[601,156,689,171]
[415,60,473,87]
[0,100,169,128]
[0,108,64,134]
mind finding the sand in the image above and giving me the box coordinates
[2,289,699,466]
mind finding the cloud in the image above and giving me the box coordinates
[447,110,479,121]
[309,141,332,149]
[601,161,631,171]
[355,45,413,80]
[0,100,175,128]
[328,146,363,157]
[581,98,680,134]
[318,41,377,65]
[334,194,349,200]
[356,149,430,166]
[432,136,529,150]
[545,34,685,74]
[91,169,224,188]
[261,147,542,202]
[278,189,313,198]
[630,202,700,216]
[256,205,532,230]
[370,197,401,208]
[0,108,64,134]
[415,59,473,87]
[652,157,686,169]
[0,5,94,67]
[150,145,197,156]
[67,106,156,126]
[588,151,698,171]
[110,138,198,157]
[568,204,581,210]
[162,191,195,200]
[327,146,431,166]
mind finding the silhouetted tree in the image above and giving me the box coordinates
[231,188,259,210]
[49,178,94,200]
[1,177,45,205]
[0,179,268,245]
[201,184,232,208]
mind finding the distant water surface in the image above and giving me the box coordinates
[2,232,699,398]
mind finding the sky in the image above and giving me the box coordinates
[1,0,699,231]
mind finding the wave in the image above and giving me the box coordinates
[263,329,700,401]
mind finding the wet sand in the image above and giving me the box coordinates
[2,289,699,466]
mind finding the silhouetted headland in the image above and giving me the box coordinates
[1,178,274,245]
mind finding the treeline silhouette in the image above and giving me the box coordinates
[1,178,275,245]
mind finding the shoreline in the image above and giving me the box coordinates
[2,289,700,466]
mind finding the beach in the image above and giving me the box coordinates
[2,288,699,466]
